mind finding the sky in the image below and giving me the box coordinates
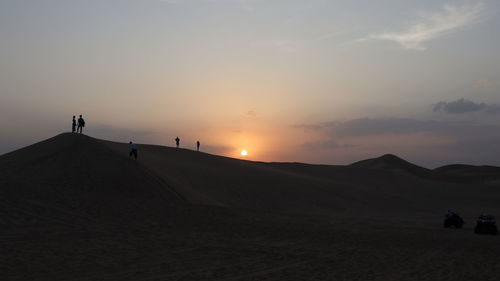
[1,0,500,168]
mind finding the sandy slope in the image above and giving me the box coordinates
[2,133,500,281]
[0,133,182,228]
[102,137,500,216]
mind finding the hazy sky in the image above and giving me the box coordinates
[1,0,500,167]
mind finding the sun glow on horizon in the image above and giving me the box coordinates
[240,149,248,156]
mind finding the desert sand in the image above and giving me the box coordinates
[2,133,500,280]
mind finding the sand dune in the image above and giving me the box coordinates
[101,136,500,215]
[2,133,500,281]
[3,133,499,217]
[435,164,500,184]
[350,154,439,179]
[0,133,182,228]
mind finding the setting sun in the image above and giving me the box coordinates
[240,150,248,156]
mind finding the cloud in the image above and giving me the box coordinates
[334,118,443,136]
[299,117,500,138]
[296,118,444,137]
[296,117,500,166]
[363,3,483,50]
[433,98,500,114]
[296,117,500,153]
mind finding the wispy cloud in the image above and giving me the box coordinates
[362,3,483,50]
[433,98,500,114]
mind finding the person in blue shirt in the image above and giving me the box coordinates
[129,141,138,160]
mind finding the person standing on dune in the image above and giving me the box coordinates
[129,141,138,160]
[197,141,200,152]
[72,116,76,133]
[175,137,180,148]
[77,115,85,134]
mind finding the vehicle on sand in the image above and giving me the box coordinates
[443,213,465,228]
[474,215,498,235]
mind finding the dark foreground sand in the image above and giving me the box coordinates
[1,133,500,280]
[3,207,500,281]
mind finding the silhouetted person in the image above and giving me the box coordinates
[175,137,180,148]
[77,115,85,134]
[197,141,200,152]
[72,116,76,133]
[129,141,138,160]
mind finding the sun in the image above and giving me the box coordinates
[240,149,248,156]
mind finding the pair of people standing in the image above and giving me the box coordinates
[72,115,86,134]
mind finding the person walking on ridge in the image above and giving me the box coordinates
[197,141,200,152]
[175,137,180,148]
[129,141,138,160]
[77,115,85,134]
[72,116,76,133]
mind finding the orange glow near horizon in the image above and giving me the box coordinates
[240,149,248,156]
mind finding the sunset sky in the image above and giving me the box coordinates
[1,0,500,167]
